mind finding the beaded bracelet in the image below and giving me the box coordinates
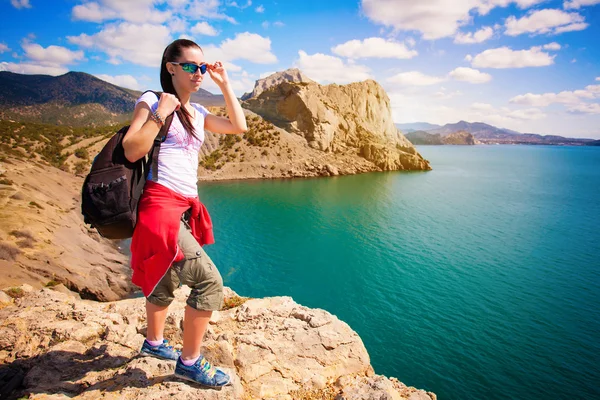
[150,110,165,126]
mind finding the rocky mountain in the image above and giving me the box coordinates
[406,130,477,145]
[443,130,477,145]
[241,68,314,101]
[0,71,224,126]
[408,119,595,145]
[242,78,430,172]
[405,131,444,145]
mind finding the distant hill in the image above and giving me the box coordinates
[406,130,476,145]
[0,71,224,126]
[395,122,442,133]
[406,119,594,146]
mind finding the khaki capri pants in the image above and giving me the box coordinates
[146,219,224,311]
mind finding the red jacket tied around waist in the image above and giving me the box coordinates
[130,181,215,297]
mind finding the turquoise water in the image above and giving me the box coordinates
[197,145,600,400]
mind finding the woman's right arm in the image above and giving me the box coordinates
[122,93,180,162]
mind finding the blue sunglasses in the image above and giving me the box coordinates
[170,62,207,75]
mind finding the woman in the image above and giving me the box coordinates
[122,39,247,388]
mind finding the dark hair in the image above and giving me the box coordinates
[160,39,203,139]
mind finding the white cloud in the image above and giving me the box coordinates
[553,22,588,33]
[293,51,371,84]
[567,103,600,114]
[273,21,284,27]
[564,0,600,9]
[0,43,10,53]
[262,21,270,29]
[360,0,547,40]
[216,32,277,64]
[191,21,218,36]
[21,41,84,66]
[471,102,495,111]
[186,0,237,24]
[449,67,492,83]
[454,26,494,44]
[68,22,170,65]
[388,71,445,86]
[72,0,170,24]
[95,74,142,90]
[331,37,418,59]
[543,42,561,50]
[168,17,188,33]
[596,77,600,81]
[10,0,31,9]
[510,85,599,107]
[255,4,265,12]
[0,62,67,76]
[434,88,462,99]
[471,46,555,68]
[406,37,416,47]
[506,108,546,120]
[505,9,588,36]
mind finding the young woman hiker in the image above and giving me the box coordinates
[122,38,247,388]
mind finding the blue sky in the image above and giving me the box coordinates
[1,0,600,138]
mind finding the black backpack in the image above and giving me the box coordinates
[81,91,174,239]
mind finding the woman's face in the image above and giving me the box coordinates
[168,46,206,93]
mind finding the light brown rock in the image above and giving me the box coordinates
[0,287,435,400]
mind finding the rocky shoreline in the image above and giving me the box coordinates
[0,284,436,399]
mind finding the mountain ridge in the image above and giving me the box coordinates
[0,71,225,126]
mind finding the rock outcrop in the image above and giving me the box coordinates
[443,131,477,145]
[241,68,315,101]
[0,285,437,400]
[0,156,133,301]
[243,79,430,171]
[405,130,477,146]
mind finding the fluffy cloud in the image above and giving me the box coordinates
[10,0,31,9]
[191,21,218,36]
[0,43,10,53]
[449,67,492,83]
[331,37,417,59]
[596,77,600,81]
[255,5,265,12]
[470,46,555,68]
[543,42,561,50]
[567,103,600,114]
[454,26,494,44]
[293,51,371,84]
[72,0,170,24]
[563,0,600,9]
[510,88,597,107]
[22,42,85,66]
[387,71,445,86]
[217,32,277,64]
[505,9,588,36]
[185,0,236,24]
[95,74,142,90]
[68,23,171,65]
[360,0,546,40]
[0,62,67,76]
[471,102,495,111]
[506,108,546,120]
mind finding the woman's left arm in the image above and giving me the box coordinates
[205,61,248,134]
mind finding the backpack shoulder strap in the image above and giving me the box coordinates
[144,89,174,182]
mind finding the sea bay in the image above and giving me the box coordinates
[196,145,600,399]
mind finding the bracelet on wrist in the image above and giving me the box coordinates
[150,110,165,126]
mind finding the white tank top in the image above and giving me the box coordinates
[136,91,210,197]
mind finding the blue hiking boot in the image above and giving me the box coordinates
[174,355,231,388]
[140,339,181,361]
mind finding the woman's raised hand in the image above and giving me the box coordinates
[157,93,181,117]
[207,61,229,88]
